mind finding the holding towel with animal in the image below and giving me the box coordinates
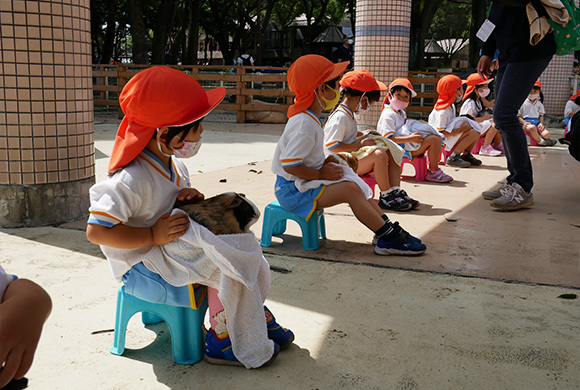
[272,55,425,256]
[86,66,292,369]
[323,70,420,212]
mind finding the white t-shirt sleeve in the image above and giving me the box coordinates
[377,108,399,138]
[279,127,316,169]
[538,102,545,116]
[428,109,451,132]
[0,265,17,301]
[88,175,141,228]
[324,113,348,151]
[459,99,478,117]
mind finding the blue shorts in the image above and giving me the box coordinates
[274,175,325,221]
[523,117,540,126]
[564,116,571,125]
[122,262,205,309]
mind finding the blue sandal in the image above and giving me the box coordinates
[264,306,295,349]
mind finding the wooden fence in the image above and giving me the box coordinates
[92,65,449,122]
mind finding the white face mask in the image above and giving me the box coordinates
[528,93,540,100]
[477,88,490,98]
[172,138,202,159]
[347,39,354,45]
[355,93,368,113]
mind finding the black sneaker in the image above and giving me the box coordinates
[374,222,426,256]
[446,154,471,168]
[395,189,420,209]
[378,192,413,211]
[462,152,482,166]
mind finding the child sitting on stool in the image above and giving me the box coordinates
[518,80,556,146]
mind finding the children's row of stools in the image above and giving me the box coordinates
[111,132,543,365]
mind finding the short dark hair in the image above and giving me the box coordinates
[390,85,412,97]
[342,87,380,103]
[163,119,203,147]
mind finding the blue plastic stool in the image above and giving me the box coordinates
[260,200,326,250]
[110,286,208,365]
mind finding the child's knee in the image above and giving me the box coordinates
[373,149,389,163]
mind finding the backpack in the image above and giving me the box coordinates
[546,0,580,56]
[561,111,580,161]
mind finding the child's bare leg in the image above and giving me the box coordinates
[483,127,498,146]
[357,149,390,191]
[538,126,551,139]
[386,150,401,188]
[493,130,502,145]
[453,129,479,154]
[524,123,542,142]
[412,135,440,171]
[317,182,384,231]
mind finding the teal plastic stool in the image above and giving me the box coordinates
[260,200,326,250]
[110,286,208,365]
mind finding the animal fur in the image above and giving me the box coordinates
[324,152,359,172]
[174,192,260,235]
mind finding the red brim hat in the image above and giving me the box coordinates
[108,66,225,174]
[287,55,349,118]
[463,73,493,101]
[435,74,466,110]
[534,80,542,88]
[339,69,388,92]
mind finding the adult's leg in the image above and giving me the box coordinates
[493,56,552,192]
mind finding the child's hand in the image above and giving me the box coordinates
[320,162,344,181]
[408,132,424,143]
[177,188,204,202]
[151,213,190,245]
[360,138,376,147]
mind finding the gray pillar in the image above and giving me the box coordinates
[0,0,94,227]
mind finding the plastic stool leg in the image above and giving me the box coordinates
[299,218,320,251]
[111,288,135,356]
[272,219,287,235]
[167,300,208,365]
[142,312,164,325]
[414,158,426,181]
[318,212,326,239]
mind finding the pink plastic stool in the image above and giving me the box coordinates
[400,156,426,181]
[524,131,538,146]
[360,174,377,198]
[472,136,485,154]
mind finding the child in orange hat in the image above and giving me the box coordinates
[87,66,291,368]
[272,55,425,256]
[459,73,503,156]
[428,74,482,168]
[378,77,453,183]
[323,70,420,211]
[517,81,556,146]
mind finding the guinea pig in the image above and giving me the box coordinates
[324,152,359,172]
[174,192,260,235]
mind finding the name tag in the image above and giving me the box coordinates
[476,19,495,42]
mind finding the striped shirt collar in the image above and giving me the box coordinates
[304,109,323,127]
[138,148,179,185]
[337,103,355,119]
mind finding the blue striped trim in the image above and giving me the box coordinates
[282,161,303,168]
[356,25,410,38]
[87,218,115,228]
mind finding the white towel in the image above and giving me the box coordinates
[142,209,274,369]
[442,116,483,151]
[294,162,374,200]
[351,135,405,166]
[398,119,443,151]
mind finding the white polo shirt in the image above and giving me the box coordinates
[324,104,357,151]
[518,98,545,119]
[564,100,580,119]
[377,104,406,138]
[272,109,326,182]
[428,105,456,133]
[88,149,190,281]
[459,99,484,118]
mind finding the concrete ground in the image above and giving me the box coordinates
[1,110,579,389]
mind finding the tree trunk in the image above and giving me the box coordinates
[151,0,178,64]
[469,0,487,68]
[185,0,200,65]
[101,0,117,63]
[129,0,148,64]
[410,0,443,70]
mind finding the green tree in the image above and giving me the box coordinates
[410,0,444,70]
[428,0,471,62]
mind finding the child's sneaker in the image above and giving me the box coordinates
[490,182,534,211]
[378,192,413,212]
[425,168,453,183]
[461,152,482,166]
[494,143,504,154]
[446,154,471,167]
[537,138,557,146]
[372,221,422,245]
[395,189,420,209]
[204,328,279,367]
[264,306,294,349]
[374,223,426,256]
[479,144,502,156]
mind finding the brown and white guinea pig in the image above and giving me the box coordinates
[174,192,260,235]
[324,152,359,173]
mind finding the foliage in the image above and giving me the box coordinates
[428,0,471,58]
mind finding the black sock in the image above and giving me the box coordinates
[374,221,393,238]
[381,214,390,223]
[450,151,460,158]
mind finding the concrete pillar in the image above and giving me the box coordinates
[0,0,94,227]
[354,0,412,128]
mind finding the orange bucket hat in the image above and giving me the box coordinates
[434,74,466,110]
[339,69,387,92]
[463,73,493,101]
[383,77,417,106]
[108,66,225,174]
[287,55,349,118]
[534,80,542,88]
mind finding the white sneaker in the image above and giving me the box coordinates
[491,183,534,211]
